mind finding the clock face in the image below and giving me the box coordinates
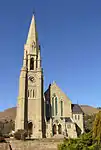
[28,76,35,82]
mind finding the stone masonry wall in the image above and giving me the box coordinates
[0,139,63,150]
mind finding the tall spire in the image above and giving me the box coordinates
[26,14,37,45]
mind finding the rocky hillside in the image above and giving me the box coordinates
[0,107,16,122]
[0,105,99,122]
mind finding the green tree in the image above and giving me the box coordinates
[93,111,101,144]
[84,114,95,133]
[58,132,101,150]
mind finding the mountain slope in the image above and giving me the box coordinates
[0,107,16,122]
[80,105,99,115]
[0,105,99,122]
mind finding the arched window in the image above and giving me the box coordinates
[55,97,58,115]
[52,97,54,116]
[33,90,34,98]
[30,58,34,70]
[75,115,77,120]
[52,95,58,116]
[61,100,63,116]
[30,89,32,98]
[78,115,80,120]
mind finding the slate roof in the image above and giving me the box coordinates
[59,117,73,123]
[65,117,73,123]
[72,104,84,114]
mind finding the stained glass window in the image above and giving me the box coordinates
[52,97,54,116]
[55,97,58,115]
[61,101,63,116]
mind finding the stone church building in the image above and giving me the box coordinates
[15,15,84,139]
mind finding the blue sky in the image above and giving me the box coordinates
[0,0,101,111]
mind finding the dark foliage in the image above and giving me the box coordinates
[58,111,101,150]
[0,120,15,138]
[58,132,101,150]
[84,114,95,133]
[93,111,101,144]
[14,129,28,140]
[0,131,6,143]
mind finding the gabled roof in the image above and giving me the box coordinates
[44,82,72,103]
[72,104,83,114]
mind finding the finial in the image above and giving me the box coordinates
[49,83,51,88]
[53,81,56,84]
[32,8,36,17]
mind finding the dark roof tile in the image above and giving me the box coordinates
[72,104,83,114]
[65,117,73,123]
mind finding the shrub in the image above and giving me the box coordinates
[93,111,101,144]
[84,114,95,133]
[0,132,6,143]
[3,134,10,138]
[14,129,27,140]
[0,136,6,143]
[58,132,101,150]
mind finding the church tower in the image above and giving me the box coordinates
[15,15,44,138]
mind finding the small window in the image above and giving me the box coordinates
[33,90,34,98]
[78,115,80,120]
[30,89,32,98]
[75,115,77,120]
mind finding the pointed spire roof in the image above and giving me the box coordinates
[26,14,37,45]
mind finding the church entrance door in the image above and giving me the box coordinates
[28,122,33,137]
[58,124,62,134]
[53,124,56,135]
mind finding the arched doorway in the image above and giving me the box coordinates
[28,122,33,137]
[58,124,62,134]
[53,124,56,135]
